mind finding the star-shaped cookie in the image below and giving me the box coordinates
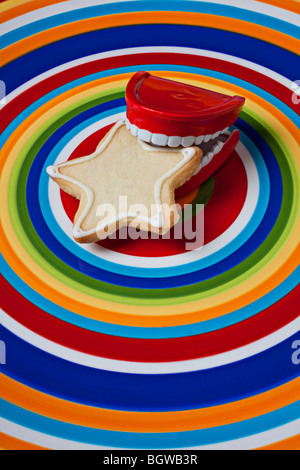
[47,119,202,243]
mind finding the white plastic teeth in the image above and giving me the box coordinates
[191,141,226,175]
[126,118,229,148]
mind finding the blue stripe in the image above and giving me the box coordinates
[0,397,299,448]
[0,323,299,411]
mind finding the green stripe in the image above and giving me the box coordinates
[178,176,214,224]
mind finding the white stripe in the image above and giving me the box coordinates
[2,46,295,108]
[1,0,299,36]
[1,308,299,374]
[48,114,259,269]
[0,417,117,450]
[0,417,299,450]
[185,419,300,450]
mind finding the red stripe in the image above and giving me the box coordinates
[0,272,299,362]
[0,52,298,134]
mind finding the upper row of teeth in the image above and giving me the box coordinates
[126,118,229,148]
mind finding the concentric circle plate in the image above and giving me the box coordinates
[0,0,299,450]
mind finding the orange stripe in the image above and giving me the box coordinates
[0,431,47,450]
[256,0,300,14]
[0,11,299,68]
[0,374,299,432]
[257,433,300,450]
[177,187,199,209]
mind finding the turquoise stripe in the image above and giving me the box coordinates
[1,1,299,50]
[0,397,299,448]
[0,252,298,339]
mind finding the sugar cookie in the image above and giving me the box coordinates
[47,119,202,243]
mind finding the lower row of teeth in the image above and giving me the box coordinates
[196,141,224,173]
[126,118,229,148]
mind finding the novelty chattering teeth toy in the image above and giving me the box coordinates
[126,72,245,197]
[47,71,245,243]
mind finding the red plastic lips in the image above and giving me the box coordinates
[175,129,240,198]
[125,71,245,196]
[126,71,245,138]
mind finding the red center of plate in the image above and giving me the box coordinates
[60,124,247,257]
